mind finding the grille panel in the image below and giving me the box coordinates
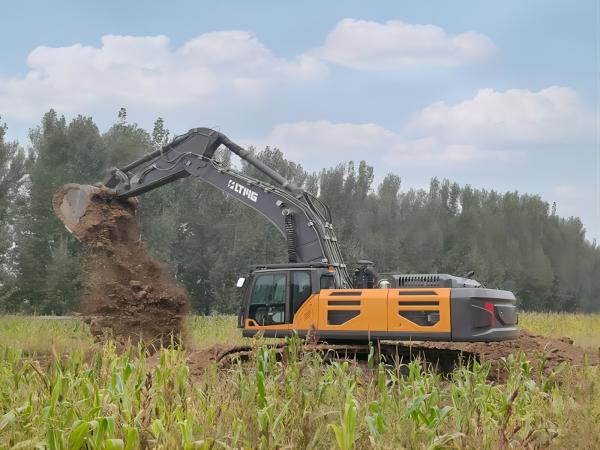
[397,274,441,287]
[389,273,482,289]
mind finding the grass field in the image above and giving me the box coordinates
[1,313,599,449]
[519,312,600,349]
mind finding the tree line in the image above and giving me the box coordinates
[0,110,598,314]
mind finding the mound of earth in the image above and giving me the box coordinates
[53,187,189,349]
[416,329,598,380]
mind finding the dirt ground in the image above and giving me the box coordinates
[185,329,598,381]
[53,187,189,349]
[416,329,598,380]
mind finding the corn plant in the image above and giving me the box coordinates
[0,315,599,449]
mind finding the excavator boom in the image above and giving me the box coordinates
[56,128,353,288]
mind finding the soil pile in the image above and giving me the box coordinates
[53,187,189,348]
[417,329,598,379]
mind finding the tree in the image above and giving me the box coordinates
[104,109,151,167]
[151,117,170,150]
[0,119,27,310]
[13,111,107,313]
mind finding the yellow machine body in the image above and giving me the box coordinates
[245,288,452,337]
[240,267,517,342]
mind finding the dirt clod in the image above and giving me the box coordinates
[185,345,256,377]
[53,187,189,349]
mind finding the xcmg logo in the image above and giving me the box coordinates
[227,179,258,202]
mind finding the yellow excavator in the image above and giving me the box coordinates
[56,127,518,347]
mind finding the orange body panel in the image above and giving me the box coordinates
[317,289,389,333]
[387,288,451,333]
[292,294,319,329]
[285,288,452,333]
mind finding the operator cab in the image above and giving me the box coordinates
[237,263,334,328]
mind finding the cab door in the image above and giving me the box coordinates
[244,271,290,333]
[289,270,318,331]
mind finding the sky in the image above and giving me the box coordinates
[1,1,598,241]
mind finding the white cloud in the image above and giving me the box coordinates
[385,138,517,166]
[390,86,592,165]
[251,120,514,168]
[0,32,326,120]
[259,120,398,159]
[0,20,497,123]
[251,86,591,168]
[313,18,495,70]
[405,86,592,145]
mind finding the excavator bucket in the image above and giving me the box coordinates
[52,184,104,238]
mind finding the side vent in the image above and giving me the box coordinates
[398,290,437,296]
[399,311,440,326]
[329,291,362,297]
[328,310,360,325]
[398,301,439,306]
[397,275,440,287]
[390,273,482,288]
[328,300,361,306]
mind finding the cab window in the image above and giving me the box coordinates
[320,274,335,289]
[249,273,286,325]
[291,271,312,313]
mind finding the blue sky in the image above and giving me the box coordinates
[1,1,598,241]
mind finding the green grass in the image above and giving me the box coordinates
[3,312,598,355]
[0,315,94,355]
[0,315,246,356]
[520,312,600,349]
[0,313,599,449]
[185,315,248,350]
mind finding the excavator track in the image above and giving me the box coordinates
[208,341,478,376]
[198,331,597,382]
[34,319,593,385]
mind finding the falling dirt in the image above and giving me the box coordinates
[52,187,189,349]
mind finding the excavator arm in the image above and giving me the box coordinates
[61,127,353,288]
